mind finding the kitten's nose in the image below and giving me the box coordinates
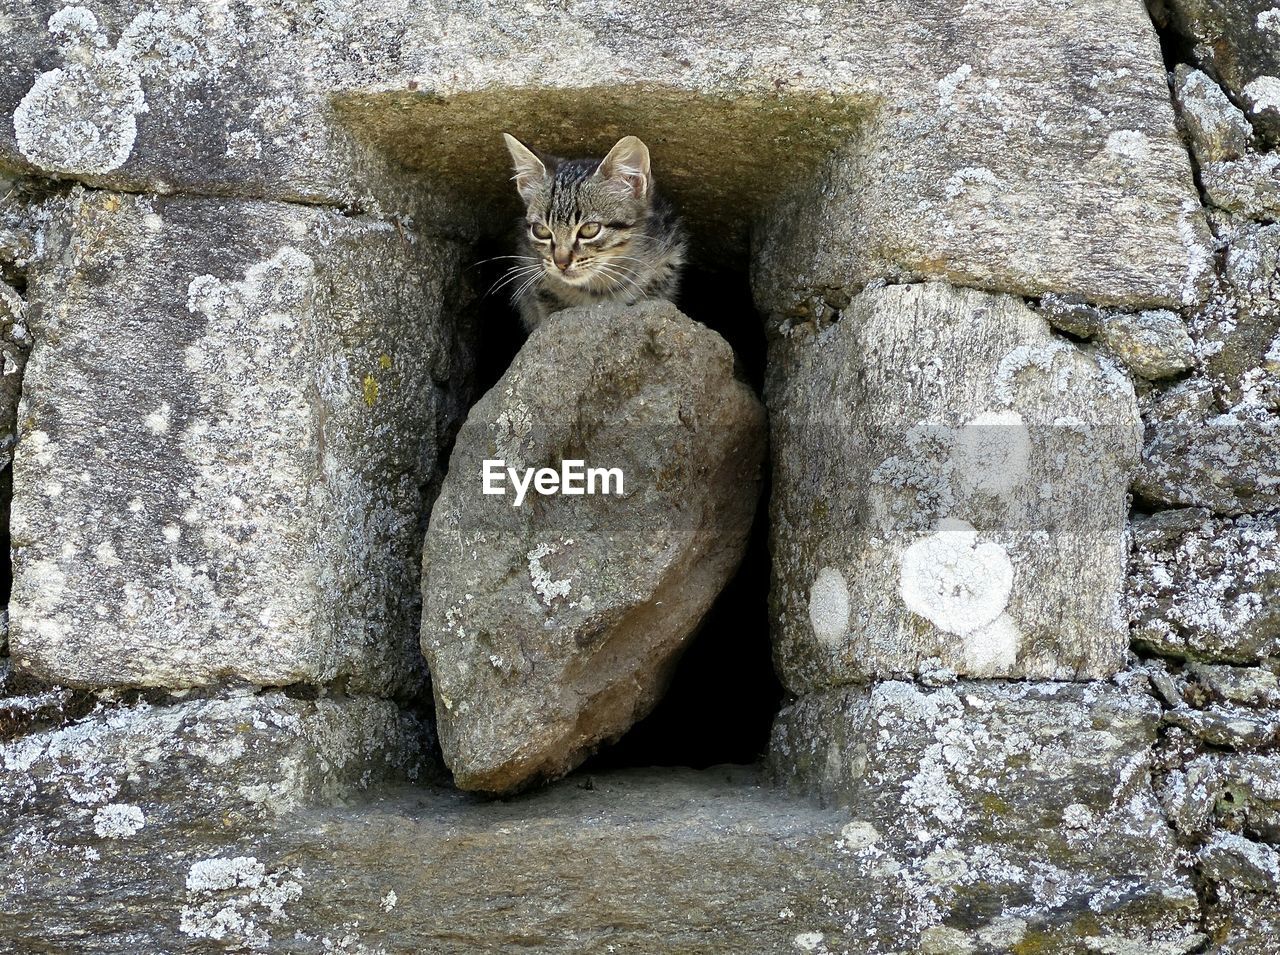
[553,247,572,271]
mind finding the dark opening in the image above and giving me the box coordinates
[1145,0,1198,75]
[0,230,27,665]
[464,241,781,771]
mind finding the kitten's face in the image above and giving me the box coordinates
[504,135,654,291]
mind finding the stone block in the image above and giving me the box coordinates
[770,679,1202,953]
[1,690,430,831]
[768,283,1140,691]
[8,189,471,693]
[1154,0,1280,145]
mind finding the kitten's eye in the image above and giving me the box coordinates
[530,223,552,241]
[577,221,602,240]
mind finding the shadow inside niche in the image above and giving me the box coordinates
[334,85,870,266]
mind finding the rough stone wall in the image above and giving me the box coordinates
[760,1,1280,951]
[0,0,1276,952]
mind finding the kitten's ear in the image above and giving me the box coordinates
[596,135,651,199]
[503,133,548,204]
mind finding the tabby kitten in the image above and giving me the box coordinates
[500,133,687,331]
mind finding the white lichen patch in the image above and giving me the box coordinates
[14,7,146,174]
[1244,75,1280,116]
[1105,129,1150,161]
[144,401,172,434]
[959,613,1022,676]
[180,855,303,948]
[94,539,121,567]
[993,340,1078,406]
[92,802,145,838]
[899,520,1014,638]
[839,820,880,851]
[943,166,1000,201]
[920,924,977,954]
[13,5,226,174]
[937,64,972,107]
[1259,8,1280,31]
[23,429,57,468]
[493,393,534,471]
[793,931,828,953]
[808,566,850,648]
[527,541,572,606]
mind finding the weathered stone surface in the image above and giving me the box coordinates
[1198,152,1280,222]
[769,283,1140,690]
[750,3,1209,319]
[1135,379,1280,513]
[421,301,765,794]
[770,679,1202,952]
[1161,751,1280,840]
[1203,887,1280,953]
[1187,661,1280,706]
[0,766,943,954]
[1176,66,1255,165]
[1036,298,1195,379]
[1199,830,1280,893]
[1153,0,1280,145]
[1172,66,1280,220]
[1191,224,1280,408]
[0,658,94,740]
[9,189,472,693]
[1,690,430,832]
[1039,292,1106,338]
[1128,508,1279,661]
[1165,703,1280,749]
[1097,309,1196,379]
[0,3,450,222]
[1140,225,1280,512]
[2,1,1207,305]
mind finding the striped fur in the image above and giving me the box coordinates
[501,134,687,331]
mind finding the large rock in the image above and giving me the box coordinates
[770,679,1202,952]
[8,189,472,694]
[768,283,1141,691]
[1128,508,1280,662]
[420,301,766,794]
[750,2,1209,319]
[2,1,1207,307]
[1096,309,1196,380]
